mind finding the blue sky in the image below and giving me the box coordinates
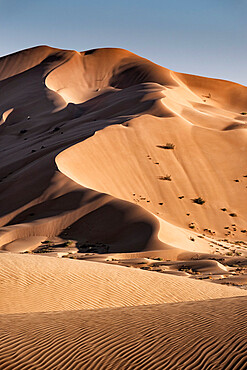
[0,0,246,85]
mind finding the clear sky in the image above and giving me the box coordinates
[0,0,246,86]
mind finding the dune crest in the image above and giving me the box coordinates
[1,253,246,314]
[0,45,247,369]
[0,46,246,255]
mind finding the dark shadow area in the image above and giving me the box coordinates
[5,190,102,226]
[84,49,97,56]
[59,201,160,253]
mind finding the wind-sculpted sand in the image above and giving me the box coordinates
[0,46,247,368]
[1,297,247,369]
[0,46,246,253]
[1,253,246,315]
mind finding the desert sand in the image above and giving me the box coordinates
[0,46,247,368]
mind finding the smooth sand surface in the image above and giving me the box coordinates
[0,46,247,368]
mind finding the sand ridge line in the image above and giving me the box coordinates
[0,253,247,315]
[0,46,247,255]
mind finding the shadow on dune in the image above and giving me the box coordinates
[0,46,247,253]
[223,122,247,130]
[5,191,102,226]
[58,201,163,253]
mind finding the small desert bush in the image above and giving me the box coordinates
[35,247,51,253]
[65,240,73,247]
[158,175,171,181]
[192,197,205,205]
[156,143,175,150]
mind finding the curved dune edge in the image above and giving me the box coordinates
[0,45,247,369]
[0,46,246,255]
[0,253,246,314]
[56,112,247,253]
[1,296,247,369]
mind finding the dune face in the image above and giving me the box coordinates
[0,46,247,369]
[0,46,246,255]
[1,253,246,315]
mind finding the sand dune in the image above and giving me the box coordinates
[1,297,247,369]
[1,253,246,315]
[0,46,247,368]
[56,112,247,251]
[0,46,246,254]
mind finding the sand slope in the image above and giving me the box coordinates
[1,253,246,314]
[0,46,247,369]
[0,46,246,254]
[1,297,247,369]
[56,113,247,251]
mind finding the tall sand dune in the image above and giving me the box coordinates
[0,46,246,253]
[0,46,247,369]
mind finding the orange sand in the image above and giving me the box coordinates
[0,46,247,369]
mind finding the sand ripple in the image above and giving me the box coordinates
[0,253,246,314]
[0,297,246,369]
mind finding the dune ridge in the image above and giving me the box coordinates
[0,46,247,369]
[0,46,246,254]
[1,253,246,315]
